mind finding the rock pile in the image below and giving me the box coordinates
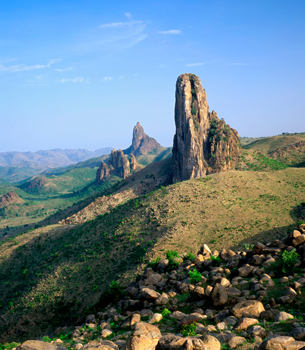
[14,223,305,350]
[171,74,242,183]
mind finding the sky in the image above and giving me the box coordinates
[1,0,305,152]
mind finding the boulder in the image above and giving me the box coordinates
[231,300,265,319]
[211,284,228,307]
[139,288,160,301]
[200,335,221,350]
[156,335,185,350]
[258,336,305,349]
[234,318,259,331]
[276,312,294,322]
[125,322,161,350]
[16,341,66,350]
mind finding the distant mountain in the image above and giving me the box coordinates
[0,147,113,182]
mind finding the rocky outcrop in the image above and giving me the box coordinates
[128,122,161,157]
[96,161,110,183]
[0,190,24,208]
[108,149,130,179]
[96,150,139,183]
[171,74,241,183]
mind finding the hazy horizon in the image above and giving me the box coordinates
[1,0,305,152]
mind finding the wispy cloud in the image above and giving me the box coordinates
[125,12,132,19]
[0,59,60,73]
[185,62,205,67]
[102,76,113,82]
[227,62,247,66]
[99,20,144,29]
[56,77,90,83]
[72,19,148,54]
[55,67,74,72]
[157,30,182,35]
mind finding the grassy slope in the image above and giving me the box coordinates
[243,133,305,153]
[0,164,305,341]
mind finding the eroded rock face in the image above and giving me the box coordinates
[171,73,241,183]
[129,122,161,157]
[96,150,138,183]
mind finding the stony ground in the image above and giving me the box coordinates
[6,223,305,350]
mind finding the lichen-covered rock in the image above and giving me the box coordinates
[171,73,241,183]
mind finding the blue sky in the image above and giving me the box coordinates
[1,0,305,152]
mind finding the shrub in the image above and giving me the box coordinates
[270,250,299,276]
[0,343,19,350]
[148,256,161,270]
[166,250,180,270]
[243,243,254,251]
[183,252,196,262]
[161,308,171,318]
[188,269,202,284]
[94,280,126,310]
[181,322,197,336]
[210,255,222,266]
[191,108,197,116]
[42,336,52,343]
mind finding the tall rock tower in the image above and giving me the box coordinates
[171,73,241,183]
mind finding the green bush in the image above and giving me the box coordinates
[42,336,52,343]
[166,250,180,270]
[94,280,126,310]
[161,308,171,318]
[148,256,161,270]
[210,254,222,266]
[188,269,202,284]
[0,343,19,350]
[270,250,299,276]
[191,108,197,116]
[181,322,197,336]
[183,252,196,262]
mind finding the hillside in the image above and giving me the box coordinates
[243,133,305,167]
[0,165,305,341]
[0,148,112,183]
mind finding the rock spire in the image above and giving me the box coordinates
[129,122,161,156]
[171,73,241,183]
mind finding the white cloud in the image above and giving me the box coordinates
[102,76,113,82]
[55,67,74,72]
[157,30,182,35]
[185,63,205,67]
[0,59,60,73]
[56,77,90,83]
[125,12,132,18]
[133,73,139,77]
[99,20,144,28]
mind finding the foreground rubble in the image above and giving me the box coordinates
[9,224,305,350]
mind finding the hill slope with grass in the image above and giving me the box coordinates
[0,163,305,342]
[243,132,305,167]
